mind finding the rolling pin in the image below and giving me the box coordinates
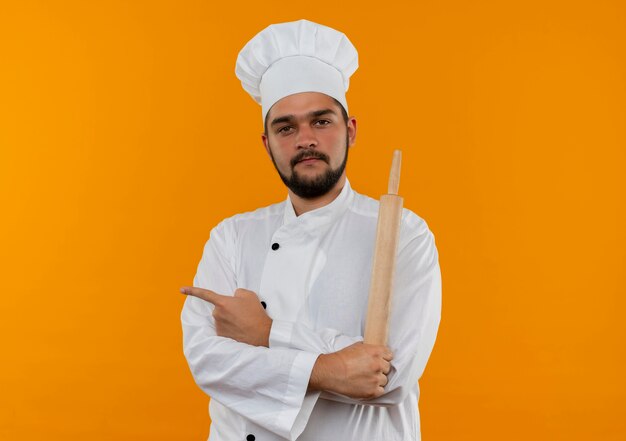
[364,149,403,345]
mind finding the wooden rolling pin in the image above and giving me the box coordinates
[364,150,403,345]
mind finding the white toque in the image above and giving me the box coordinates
[235,19,359,121]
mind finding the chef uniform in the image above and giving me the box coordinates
[181,20,442,441]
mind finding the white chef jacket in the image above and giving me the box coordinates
[181,179,442,441]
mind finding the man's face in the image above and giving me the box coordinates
[261,92,357,199]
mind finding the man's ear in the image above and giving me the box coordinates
[261,133,271,157]
[347,116,357,147]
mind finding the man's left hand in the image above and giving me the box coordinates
[180,286,272,347]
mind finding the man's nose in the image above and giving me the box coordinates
[295,125,318,149]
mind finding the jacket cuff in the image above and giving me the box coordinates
[269,319,294,348]
[272,350,321,440]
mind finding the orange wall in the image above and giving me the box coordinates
[1,1,624,439]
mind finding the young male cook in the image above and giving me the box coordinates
[181,19,442,441]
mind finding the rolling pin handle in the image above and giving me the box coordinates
[388,150,402,195]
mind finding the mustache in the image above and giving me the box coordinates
[290,150,330,167]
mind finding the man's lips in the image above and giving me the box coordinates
[298,157,321,164]
[292,153,329,167]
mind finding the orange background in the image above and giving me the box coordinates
[1,0,625,439]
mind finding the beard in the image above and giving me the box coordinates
[268,134,349,199]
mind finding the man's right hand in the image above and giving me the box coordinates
[308,342,393,400]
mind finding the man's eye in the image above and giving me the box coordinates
[315,120,331,126]
[277,126,293,134]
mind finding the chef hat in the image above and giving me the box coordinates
[235,19,358,121]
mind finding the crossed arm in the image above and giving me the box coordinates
[181,217,440,440]
[180,286,393,400]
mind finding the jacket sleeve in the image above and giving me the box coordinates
[181,220,322,440]
[268,219,442,407]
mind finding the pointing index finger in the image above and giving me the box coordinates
[180,286,225,305]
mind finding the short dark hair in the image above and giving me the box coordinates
[263,97,349,135]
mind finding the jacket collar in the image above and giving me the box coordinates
[282,178,354,232]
